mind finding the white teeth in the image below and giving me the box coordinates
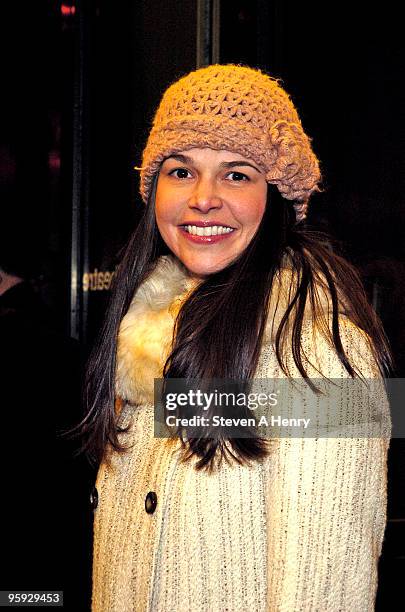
[183,225,234,236]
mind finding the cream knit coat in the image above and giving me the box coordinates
[92,255,391,612]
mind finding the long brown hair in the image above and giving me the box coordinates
[70,177,392,471]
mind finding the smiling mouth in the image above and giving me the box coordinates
[180,224,235,236]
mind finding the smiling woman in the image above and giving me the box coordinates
[156,148,267,277]
[72,64,392,611]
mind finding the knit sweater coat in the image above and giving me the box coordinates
[92,255,391,612]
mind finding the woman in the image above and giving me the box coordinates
[79,65,392,611]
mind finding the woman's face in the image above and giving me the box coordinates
[155,147,267,279]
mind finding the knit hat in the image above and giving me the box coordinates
[139,64,321,221]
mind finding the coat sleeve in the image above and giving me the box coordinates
[264,317,391,612]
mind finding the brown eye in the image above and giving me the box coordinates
[227,171,249,181]
[169,168,191,179]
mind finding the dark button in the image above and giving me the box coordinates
[145,491,157,514]
[90,486,99,510]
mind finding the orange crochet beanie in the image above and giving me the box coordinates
[140,64,321,221]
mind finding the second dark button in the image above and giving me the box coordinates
[145,491,157,514]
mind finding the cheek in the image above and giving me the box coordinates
[155,188,176,234]
[251,201,267,228]
[155,202,168,232]
[155,209,175,250]
[236,194,267,234]
[242,180,267,226]
[154,188,184,256]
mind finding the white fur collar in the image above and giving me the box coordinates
[114,254,333,407]
[115,256,197,407]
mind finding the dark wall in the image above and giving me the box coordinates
[0,2,73,331]
[83,0,198,344]
[221,2,405,608]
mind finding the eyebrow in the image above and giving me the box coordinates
[164,153,263,174]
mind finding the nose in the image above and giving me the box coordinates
[187,177,223,213]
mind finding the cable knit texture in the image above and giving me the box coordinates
[92,255,391,612]
[139,65,321,222]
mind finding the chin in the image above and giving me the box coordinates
[181,256,233,279]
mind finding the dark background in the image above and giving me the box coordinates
[0,1,403,610]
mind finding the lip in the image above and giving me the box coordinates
[178,226,236,244]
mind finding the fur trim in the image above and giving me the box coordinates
[115,256,197,406]
[115,254,340,407]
